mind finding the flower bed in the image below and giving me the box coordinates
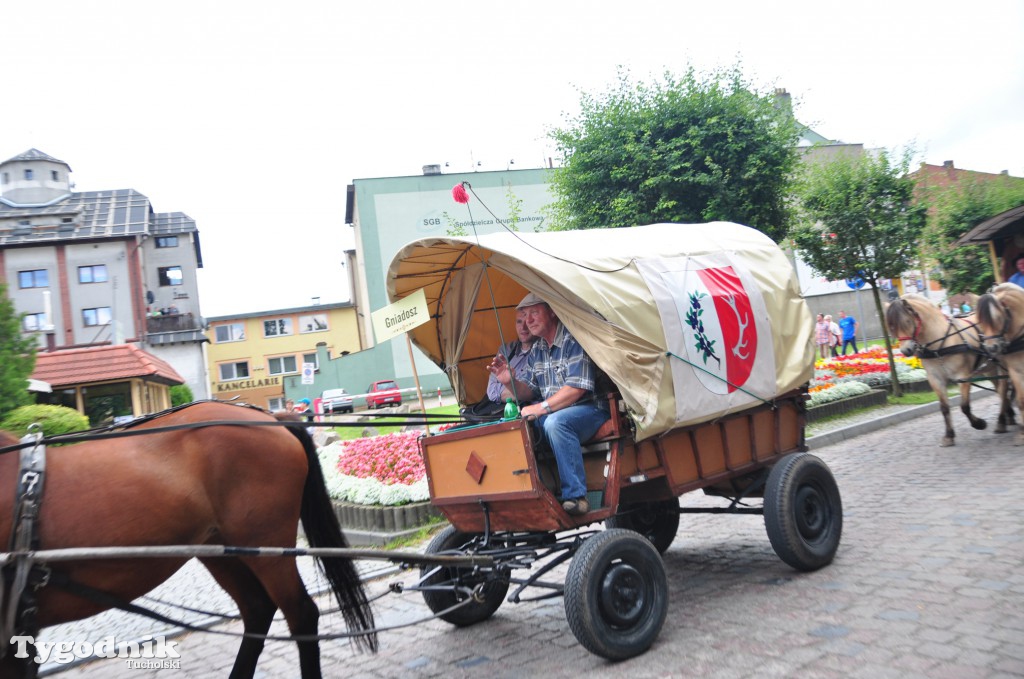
[810,346,927,406]
[805,388,888,422]
[319,432,429,507]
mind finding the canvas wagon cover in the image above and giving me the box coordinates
[386,222,814,441]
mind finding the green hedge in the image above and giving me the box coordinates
[1,404,89,439]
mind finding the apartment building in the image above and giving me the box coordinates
[206,301,361,411]
[0,148,209,413]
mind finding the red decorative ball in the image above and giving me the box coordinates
[452,183,470,204]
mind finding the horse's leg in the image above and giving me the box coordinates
[1011,365,1024,445]
[240,558,323,679]
[929,373,957,446]
[200,558,278,679]
[960,380,987,431]
[995,376,1010,434]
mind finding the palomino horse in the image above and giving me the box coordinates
[0,401,376,678]
[977,282,1024,445]
[885,293,1011,447]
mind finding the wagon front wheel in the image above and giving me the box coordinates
[563,529,668,660]
[605,498,680,554]
[764,453,843,571]
[420,525,509,626]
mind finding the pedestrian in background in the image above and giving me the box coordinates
[815,313,830,361]
[825,314,841,357]
[838,311,858,355]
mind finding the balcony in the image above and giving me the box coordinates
[145,313,207,345]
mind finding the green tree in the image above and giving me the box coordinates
[0,282,37,419]
[547,66,801,241]
[169,384,194,407]
[790,149,927,397]
[920,177,1024,295]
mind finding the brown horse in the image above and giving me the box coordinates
[977,283,1024,445]
[885,293,1011,446]
[0,401,376,678]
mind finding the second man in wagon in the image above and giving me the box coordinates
[488,293,609,516]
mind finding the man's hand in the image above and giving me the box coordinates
[487,353,512,386]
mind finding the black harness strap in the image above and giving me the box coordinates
[1,432,46,660]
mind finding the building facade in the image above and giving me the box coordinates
[206,301,361,411]
[0,149,210,399]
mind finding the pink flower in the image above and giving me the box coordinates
[452,183,470,204]
[336,431,426,485]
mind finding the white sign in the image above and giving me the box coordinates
[300,362,316,385]
[371,288,429,344]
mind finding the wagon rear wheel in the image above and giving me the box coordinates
[764,453,842,571]
[563,529,668,660]
[420,525,509,626]
[605,498,680,554]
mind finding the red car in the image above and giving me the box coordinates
[365,380,402,409]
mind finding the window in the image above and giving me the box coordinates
[51,170,59,181]
[18,270,48,289]
[263,318,293,337]
[302,353,319,370]
[268,397,285,412]
[298,314,328,333]
[214,323,245,343]
[158,266,183,286]
[22,313,46,331]
[219,361,250,381]
[82,307,112,326]
[78,265,108,284]
[24,169,33,180]
[155,236,179,248]
[268,356,298,375]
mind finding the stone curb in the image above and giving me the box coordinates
[805,389,994,450]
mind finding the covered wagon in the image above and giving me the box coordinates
[387,222,842,659]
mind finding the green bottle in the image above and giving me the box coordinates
[503,398,520,420]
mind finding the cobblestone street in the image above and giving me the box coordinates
[43,398,1024,677]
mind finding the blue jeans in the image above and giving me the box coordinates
[841,338,858,355]
[535,403,609,500]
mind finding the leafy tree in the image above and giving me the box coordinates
[170,384,194,407]
[790,149,927,396]
[0,282,37,419]
[920,176,1024,295]
[547,66,801,241]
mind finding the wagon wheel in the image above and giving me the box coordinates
[420,525,510,626]
[763,453,843,571]
[605,498,680,554]
[563,529,668,660]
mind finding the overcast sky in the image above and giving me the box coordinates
[3,1,1021,316]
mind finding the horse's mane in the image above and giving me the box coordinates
[885,295,918,335]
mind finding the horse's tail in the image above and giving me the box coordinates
[284,423,379,652]
[976,292,1002,336]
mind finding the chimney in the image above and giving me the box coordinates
[943,160,954,169]
[422,164,442,176]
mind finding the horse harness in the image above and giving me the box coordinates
[897,299,990,365]
[980,295,1024,357]
[0,430,49,661]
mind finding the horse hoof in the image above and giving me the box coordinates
[996,425,1009,434]
[972,421,987,431]
[941,438,955,447]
